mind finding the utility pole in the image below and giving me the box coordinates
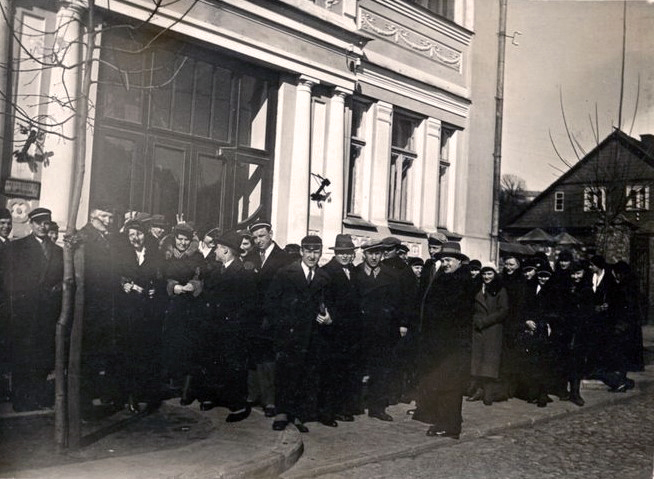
[490,0,508,263]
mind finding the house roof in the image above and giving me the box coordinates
[553,231,583,245]
[506,129,654,228]
[516,227,554,243]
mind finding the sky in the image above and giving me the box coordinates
[501,0,654,192]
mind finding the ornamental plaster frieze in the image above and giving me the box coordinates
[360,9,462,72]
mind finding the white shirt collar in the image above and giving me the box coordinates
[223,258,234,270]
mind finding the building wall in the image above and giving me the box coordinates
[2,0,496,263]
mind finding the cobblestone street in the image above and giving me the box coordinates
[318,392,654,479]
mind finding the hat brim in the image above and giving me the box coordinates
[436,252,469,262]
[329,246,356,252]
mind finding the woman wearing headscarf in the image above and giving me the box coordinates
[161,223,205,405]
[468,262,508,406]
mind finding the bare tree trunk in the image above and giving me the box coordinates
[67,244,85,448]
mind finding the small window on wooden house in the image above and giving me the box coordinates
[626,185,650,211]
[554,191,564,212]
[583,186,606,212]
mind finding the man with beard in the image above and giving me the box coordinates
[247,221,290,418]
[266,235,330,433]
[79,205,121,413]
[355,239,405,422]
[321,234,361,422]
[117,219,164,412]
[415,242,473,439]
[4,208,62,411]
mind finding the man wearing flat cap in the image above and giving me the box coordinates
[320,234,362,422]
[79,204,122,412]
[4,207,63,411]
[420,231,448,294]
[415,242,474,439]
[247,220,291,418]
[265,235,331,432]
[199,231,256,422]
[354,239,404,422]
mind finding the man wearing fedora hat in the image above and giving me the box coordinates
[264,235,331,432]
[320,234,362,422]
[415,241,474,439]
[4,207,63,411]
[247,220,291,418]
[354,239,405,422]
[200,231,257,422]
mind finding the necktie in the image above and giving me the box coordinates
[307,268,313,284]
[260,250,266,266]
[40,240,50,261]
[343,267,351,280]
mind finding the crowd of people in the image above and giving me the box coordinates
[0,205,646,439]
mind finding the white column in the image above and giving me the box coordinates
[369,101,392,225]
[420,117,441,231]
[322,87,349,246]
[284,75,318,244]
[39,0,84,231]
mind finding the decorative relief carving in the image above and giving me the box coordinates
[360,10,462,71]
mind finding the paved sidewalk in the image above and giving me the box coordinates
[4,326,653,479]
[6,404,302,479]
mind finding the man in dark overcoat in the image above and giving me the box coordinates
[78,205,121,410]
[321,234,362,422]
[247,220,291,417]
[419,231,448,294]
[0,207,13,400]
[4,207,63,411]
[354,239,405,422]
[200,231,256,422]
[415,242,474,439]
[116,219,165,412]
[265,235,330,432]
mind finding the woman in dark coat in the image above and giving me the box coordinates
[116,220,165,412]
[415,242,474,439]
[611,261,645,373]
[468,262,508,406]
[161,223,204,404]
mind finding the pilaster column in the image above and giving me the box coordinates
[322,87,349,246]
[369,101,392,225]
[420,117,441,231]
[285,75,318,243]
[39,1,85,231]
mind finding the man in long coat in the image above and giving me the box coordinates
[415,242,474,439]
[265,235,330,432]
[4,207,62,412]
[247,220,290,417]
[321,234,362,422]
[0,207,13,400]
[201,231,256,422]
[79,205,121,410]
[354,239,405,422]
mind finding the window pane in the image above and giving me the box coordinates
[92,134,143,213]
[238,75,268,150]
[195,154,226,233]
[347,143,363,215]
[235,162,263,223]
[152,144,185,224]
[212,67,233,142]
[101,37,144,123]
[172,58,194,134]
[392,115,415,151]
[150,49,176,129]
[351,101,367,139]
[193,61,213,138]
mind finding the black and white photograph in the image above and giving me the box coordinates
[0,0,653,478]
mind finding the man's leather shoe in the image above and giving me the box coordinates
[466,389,483,402]
[293,421,309,433]
[200,401,216,411]
[335,414,354,422]
[320,418,338,427]
[369,411,393,422]
[570,395,585,407]
[264,406,276,417]
[226,405,251,423]
[272,420,287,431]
[426,426,459,439]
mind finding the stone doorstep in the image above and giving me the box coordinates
[581,379,609,390]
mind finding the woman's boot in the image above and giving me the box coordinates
[569,379,584,407]
[180,375,195,406]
